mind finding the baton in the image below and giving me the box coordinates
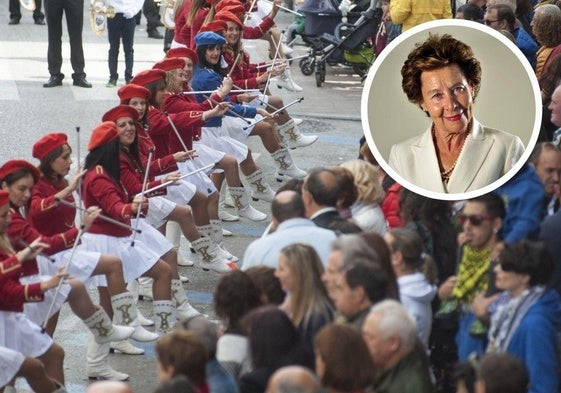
[131,147,154,247]
[182,89,260,95]
[243,97,303,130]
[15,238,55,263]
[138,163,216,196]
[201,94,252,125]
[261,0,303,16]
[54,198,142,233]
[75,126,83,227]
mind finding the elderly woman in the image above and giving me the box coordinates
[531,4,561,80]
[389,34,525,194]
[487,240,561,393]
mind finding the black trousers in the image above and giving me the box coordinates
[107,13,136,82]
[9,0,44,20]
[44,0,86,78]
[142,0,159,31]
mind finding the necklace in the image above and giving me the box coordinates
[432,121,472,183]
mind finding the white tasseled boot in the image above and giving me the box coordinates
[271,148,308,182]
[245,169,275,202]
[196,223,236,262]
[87,334,130,381]
[171,279,201,321]
[228,186,268,221]
[166,221,194,267]
[110,340,145,355]
[111,292,159,342]
[191,237,238,273]
[126,279,154,326]
[219,184,240,221]
[83,307,134,345]
[153,300,177,336]
[276,67,303,92]
[209,219,238,262]
[276,119,318,149]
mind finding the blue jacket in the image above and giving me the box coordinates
[191,65,257,128]
[514,26,538,70]
[506,289,561,393]
[497,164,544,243]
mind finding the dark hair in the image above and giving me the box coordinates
[453,361,476,393]
[487,4,516,29]
[499,240,554,286]
[272,191,305,222]
[314,324,375,391]
[539,55,561,98]
[456,3,484,21]
[303,168,340,208]
[196,45,225,75]
[387,228,427,270]
[529,142,561,166]
[154,375,196,393]
[38,145,69,181]
[468,193,506,219]
[343,260,390,304]
[477,353,529,393]
[2,169,35,187]
[214,270,263,333]
[145,79,167,109]
[156,330,207,386]
[84,139,121,183]
[401,34,482,108]
[276,178,304,195]
[121,97,149,127]
[245,265,285,305]
[242,305,310,370]
[329,166,358,209]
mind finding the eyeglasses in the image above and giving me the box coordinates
[458,214,494,226]
[484,19,500,25]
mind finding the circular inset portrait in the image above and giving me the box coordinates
[361,19,541,201]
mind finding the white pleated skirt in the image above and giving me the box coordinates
[21,274,72,324]
[81,220,172,286]
[37,248,101,283]
[177,151,219,196]
[0,345,25,387]
[145,196,176,228]
[222,116,259,142]
[0,311,53,358]
[199,126,248,164]
[158,178,197,205]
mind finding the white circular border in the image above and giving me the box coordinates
[361,19,542,201]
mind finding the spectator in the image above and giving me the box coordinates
[265,366,321,393]
[475,353,529,393]
[531,4,561,79]
[389,0,452,31]
[329,166,358,220]
[528,142,561,217]
[456,3,485,20]
[8,0,45,24]
[453,361,476,393]
[362,300,434,393]
[245,266,285,305]
[154,375,197,393]
[314,324,375,393]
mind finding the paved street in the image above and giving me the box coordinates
[1,3,365,392]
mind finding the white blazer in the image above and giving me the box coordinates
[388,118,525,193]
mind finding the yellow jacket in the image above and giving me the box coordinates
[390,0,452,32]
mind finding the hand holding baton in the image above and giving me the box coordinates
[55,198,142,233]
[15,237,55,263]
[261,0,304,16]
[182,89,260,95]
[137,163,216,196]
[201,94,252,125]
[243,97,304,130]
[130,147,154,247]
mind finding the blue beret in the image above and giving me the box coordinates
[194,31,226,47]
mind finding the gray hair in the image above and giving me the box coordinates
[369,299,417,353]
[183,315,218,359]
[331,234,380,270]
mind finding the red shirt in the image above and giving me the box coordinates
[29,177,76,236]
[0,251,43,312]
[82,165,144,237]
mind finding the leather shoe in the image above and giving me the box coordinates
[34,18,45,25]
[8,18,20,25]
[73,77,92,88]
[43,75,63,88]
[147,29,163,39]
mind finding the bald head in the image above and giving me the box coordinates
[272,190,305,223]
[86,381,133,393]
[303,168,341,209]
[266,366,320,393]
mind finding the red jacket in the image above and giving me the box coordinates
[82,165,145,237]
[29,177,76,236]
[158,95,208,153]
[136,122,178,175]
[223,48,266,91]
[119,146,167,199]
[0,251,44,312]
[381,182,402,229]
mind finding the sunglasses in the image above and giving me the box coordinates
[484,19,500,25]
[458,214,494,226]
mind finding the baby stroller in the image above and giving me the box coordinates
[297,0,380,86]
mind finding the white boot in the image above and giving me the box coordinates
[219,185,240,222]
[245,169,275,202]
[137,277,154,301]
[276,119,317,149]
[276,67,303,92]
[87,334,130,381]
[126,280,154,326]
[83,307,135,345]
[272,148,308,182]
[111,292,159,342]
[153,300,176,336]
[166,221,194,267]
[192,237,238,273]
[171,279,201,321]
[229,187,268,221]
[110,340,145,355]
[209,219,238,262]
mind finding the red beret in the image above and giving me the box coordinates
[198,20,227,33]
[166,47,199,66]
[118,84,151,103]
[153,58,186,72]
[102,105,140,123]
[217,4,245,17]
[88,122,119,151]
[0,190,8,207]
[216,10,243,27]
[215,0,244,14]
[32,133,69,160]
[0,159,40,183]
[130,69,167,86]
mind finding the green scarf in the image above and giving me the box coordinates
[452,245,492,304]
